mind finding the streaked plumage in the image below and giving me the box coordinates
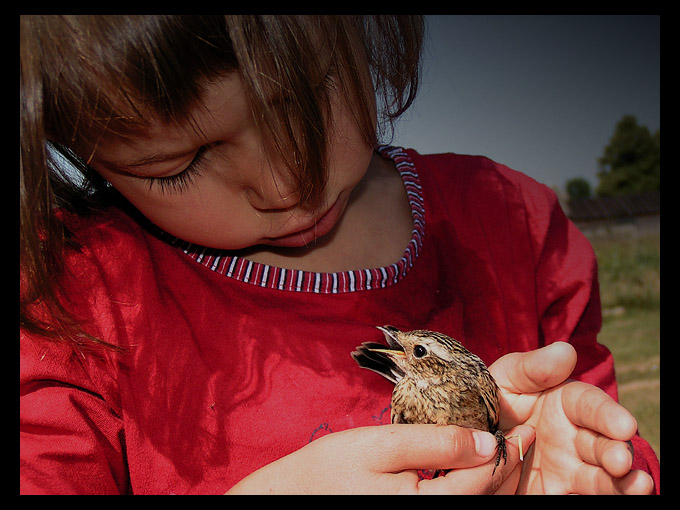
[352,325,508,474]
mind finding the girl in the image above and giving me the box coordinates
[20,15,658,494]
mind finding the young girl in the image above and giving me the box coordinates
[20,15,659,494]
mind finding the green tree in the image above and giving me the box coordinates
[596,115,660,197]
[566,177,592,201]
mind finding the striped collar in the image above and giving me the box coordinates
[161,146,425,293]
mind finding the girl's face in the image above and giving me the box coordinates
[88,72,374,250]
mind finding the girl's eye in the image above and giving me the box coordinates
[144,146,208,194]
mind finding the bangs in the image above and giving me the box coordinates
[39,15,237,156]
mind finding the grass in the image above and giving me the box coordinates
[592,234,660,310]
[589,234,660,460]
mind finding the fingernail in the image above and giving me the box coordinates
[473,431,496,457]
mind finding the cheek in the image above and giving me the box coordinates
[332,151,372,194]
[149,206,258,249]
[109,178,260,249]
[325,120,374,191]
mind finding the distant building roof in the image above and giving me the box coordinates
[567,190,660,221]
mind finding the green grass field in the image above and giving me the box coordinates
[589,234,660,460]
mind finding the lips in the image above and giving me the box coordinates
[263,194,346,248]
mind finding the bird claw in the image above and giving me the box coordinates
[492,430,507,475]
[492,431,523,475]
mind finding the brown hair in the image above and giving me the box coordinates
[20,15,424,349]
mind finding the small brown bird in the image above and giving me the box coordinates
[352,326,516,475]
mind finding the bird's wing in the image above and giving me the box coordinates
[477,372,501,433]
[351,342,404,384]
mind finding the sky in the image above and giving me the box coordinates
[391,15,660,191]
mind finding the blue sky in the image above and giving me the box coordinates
[391,15,660,191]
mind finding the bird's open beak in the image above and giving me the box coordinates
[371,326,407,357]
[366,347,407,358]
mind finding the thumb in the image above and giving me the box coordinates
[490,341,577,394]
[369,423,500,472]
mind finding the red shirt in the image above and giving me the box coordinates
[20,147,660,494]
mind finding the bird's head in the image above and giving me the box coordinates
[370,326,472,380]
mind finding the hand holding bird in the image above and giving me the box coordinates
[232,329,650,494]
[352,329,654,494]
[487,343,654,494]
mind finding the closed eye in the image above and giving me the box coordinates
[143,145,209,194]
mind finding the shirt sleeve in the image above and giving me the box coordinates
[524,184,613,392]
[522,182,660,493]
[20,332,129,494]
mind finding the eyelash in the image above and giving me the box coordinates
[144,146,208,194]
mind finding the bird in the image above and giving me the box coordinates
[351,325,518,475]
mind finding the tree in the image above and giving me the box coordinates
[596,115,660,197]
[565,177,592,201]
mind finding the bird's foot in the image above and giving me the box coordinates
[492,430,523,475]
[492,430,506,475]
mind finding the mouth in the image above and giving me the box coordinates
[369,325,406,358]
[262,194,346,248]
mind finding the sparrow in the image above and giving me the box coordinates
[352,325,518,475]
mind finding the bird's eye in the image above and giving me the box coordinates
[413,344,427,358]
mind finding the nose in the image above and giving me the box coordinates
[245,167,301,212]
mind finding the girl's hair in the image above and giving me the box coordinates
[20,15,424,349]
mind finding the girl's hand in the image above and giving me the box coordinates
[489,342,654,495]
[226,422,534,494]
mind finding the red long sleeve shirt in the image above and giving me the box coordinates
[20,147,660,494]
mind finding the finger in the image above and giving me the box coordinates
[493,462,523,495]
[489,428,532,495]
[562,382,638,441]
[367,424,500,472]
[417,425,535,495]
[575,428,633,478]
[616,470,655,495]
[572,463,654,495]
[490,342,577,394]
